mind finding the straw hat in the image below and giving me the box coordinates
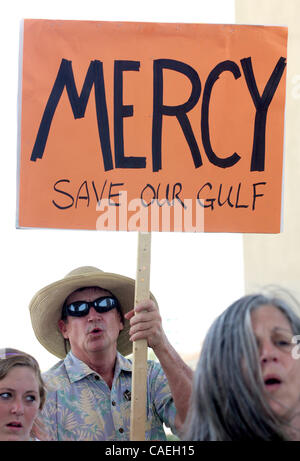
[29,266,157,359]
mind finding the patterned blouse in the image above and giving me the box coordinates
[40,351,177,441]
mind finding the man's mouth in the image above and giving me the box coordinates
[89,327,102,335]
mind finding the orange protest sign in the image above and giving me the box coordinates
[18,20,287,233]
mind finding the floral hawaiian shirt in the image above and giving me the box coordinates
[40,351,177,441]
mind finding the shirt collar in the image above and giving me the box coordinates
[115,352,132,374]
[64,351,132,384]
[64,351,94,383]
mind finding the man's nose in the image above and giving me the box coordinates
[87,306,102,320]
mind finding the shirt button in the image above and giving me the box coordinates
[119,428,124,434]
[112,401,116,406]
[94,375,100,380]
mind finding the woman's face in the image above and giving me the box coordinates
[251,304,300,418]
[0,366,40,441]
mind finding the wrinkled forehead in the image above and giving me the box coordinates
[251,304,292,333]
[65,286,112,305]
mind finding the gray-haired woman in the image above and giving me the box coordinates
[183,292,300,440]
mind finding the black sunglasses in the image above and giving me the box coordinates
[62,296,121,318]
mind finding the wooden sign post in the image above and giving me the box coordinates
[130,232,151,441]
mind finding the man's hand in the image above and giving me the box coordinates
[124,299,167,352]
[125,298,193,431]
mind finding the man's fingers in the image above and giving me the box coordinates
[129,331,151,342]
[134,299,157,313]
[129,319,157,335]
[129,324,158,342]
[124,309,135,320]
[129,310,158,326]
[126,300,162,348]
[125,300,156,318]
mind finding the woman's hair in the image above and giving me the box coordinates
[183,291,300,441]
[0,348,46,410]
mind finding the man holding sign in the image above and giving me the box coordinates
[29,266,192,441]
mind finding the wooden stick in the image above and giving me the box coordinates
[130,231,151,441]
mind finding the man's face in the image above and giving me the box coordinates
[58,287,124,361]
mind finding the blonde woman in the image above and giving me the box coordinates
[0,348,47,441]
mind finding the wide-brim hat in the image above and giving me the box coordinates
[29,266,157,359]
